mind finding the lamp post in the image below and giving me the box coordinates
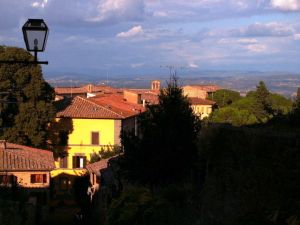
[0,18,49,65]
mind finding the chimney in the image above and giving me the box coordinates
[0,140,6,149]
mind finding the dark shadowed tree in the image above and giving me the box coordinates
[295,87,300,109]
[0,46,55,148]
[122,76,201,186]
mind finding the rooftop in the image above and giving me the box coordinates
[0,142,55,171]
[56,95,144,119]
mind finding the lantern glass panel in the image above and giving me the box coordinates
[25,30,47,51]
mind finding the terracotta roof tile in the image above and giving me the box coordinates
[89,94,145,117]
[56,95,144,119]
[86,158,111,176]
[0,142,55,171]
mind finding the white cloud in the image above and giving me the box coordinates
[117,25,143,38]
[31,0,48,8]
[246,44,267,53]
[188,63,199,68]
[231,22,295,37]
[294,34,300,40]
[131,63,144,68]
[270,0,300,11]
[237,38,258,44]
[88,0,145,23]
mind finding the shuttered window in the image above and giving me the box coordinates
[91,132,99,145]
[30,174,47,183]
[72,156,87,168]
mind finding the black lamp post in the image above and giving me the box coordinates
[0,18,49,65]
[22,19,48,63]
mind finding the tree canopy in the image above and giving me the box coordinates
[0,46,55,148]
[122,77,201,186]
[208,89,241,108]
[209,81,293,126]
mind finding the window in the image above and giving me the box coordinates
[30,174,47,183]
[59,157,68,168]
[72,156,87,168]
[91,131,99,145]
[0,175,16,185]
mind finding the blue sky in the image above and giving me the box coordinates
[0,0,300,76]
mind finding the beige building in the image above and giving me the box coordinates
[0,141,55,204]
[189,98,215,119]
[183,85,220,99]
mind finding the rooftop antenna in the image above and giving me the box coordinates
[106,71,109,85]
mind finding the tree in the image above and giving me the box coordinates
[0,46,55,148]
[210,107,258,126]
[295,87,300,109]
[254,81,272,121]
[269,93,292,116]
[122,77,201,186]
[208,89,241,108]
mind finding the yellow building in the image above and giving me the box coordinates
[51,95,143,192]
[189,97,215,119]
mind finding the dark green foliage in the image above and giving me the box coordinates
[208,89,241,108]
[209,81,293,126]
[47,117,73,158]
[0,46,55,148]
[296,87,300,108]
[254,81,272,121]
[211,107,258,126]
[269,93,292,116]
[289,87,300,126]
[122,77,201,186]
[198,125,300,225]
[90,145,122,163]
[107,185,200,225]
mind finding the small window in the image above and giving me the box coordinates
[59,157,68,168]
[31,174,47,183]
[91,132,99,145]
[72,156,87,169]
[0,175,16,185]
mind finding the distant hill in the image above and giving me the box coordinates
[45,71,300,98]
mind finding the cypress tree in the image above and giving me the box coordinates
[122,76,201,186]
[0,46,55,148]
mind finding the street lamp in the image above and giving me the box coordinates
[0,18,49,65]
[22,19,48,63]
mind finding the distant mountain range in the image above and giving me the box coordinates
[45,70,300,98]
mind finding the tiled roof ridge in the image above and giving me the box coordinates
[77,96,125,119]
[2,150,51,170]
[7,143,53,156]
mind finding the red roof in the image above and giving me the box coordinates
[90,94,145,117]
[56,95,144,119]
[188,97,215,105]
[86,158,111,176]
[0,142,55,171]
